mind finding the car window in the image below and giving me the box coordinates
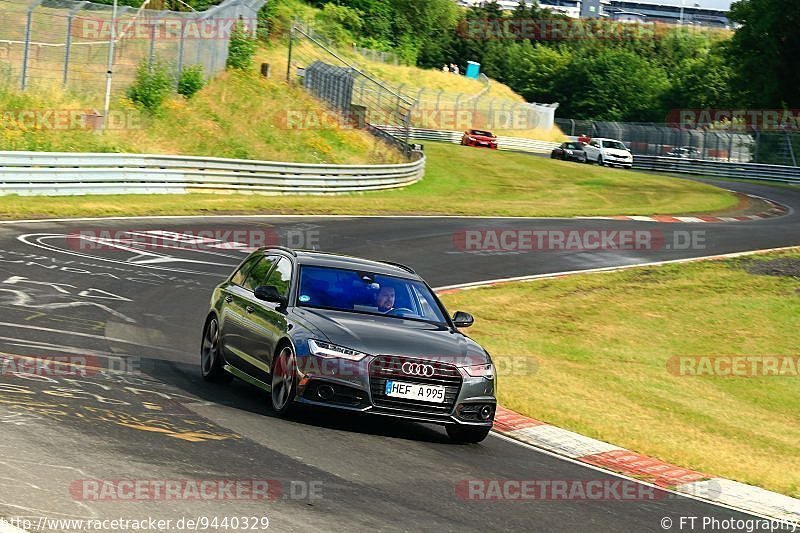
[230,255,262,287]
[263,257,293,299]
[602,140,627,150]
[297,265,447,324]
[410,284,447,322]
[590,140,599,147]
[243,255,279,292]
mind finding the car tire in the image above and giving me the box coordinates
[446,424,492,443]
[200,316,232,384]
[270,342,298,417]
[597,156,604,166]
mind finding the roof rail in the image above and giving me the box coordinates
[382,260,416,274]
[264,246,297,257]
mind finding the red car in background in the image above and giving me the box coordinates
[461,129,498,149]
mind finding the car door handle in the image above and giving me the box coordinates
[245,306,255,314]
[225,295,233,303]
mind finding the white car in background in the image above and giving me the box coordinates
[583,138,634,168]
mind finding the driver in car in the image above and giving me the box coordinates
[375,286,395,313]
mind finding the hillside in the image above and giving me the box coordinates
[0,69,402,164]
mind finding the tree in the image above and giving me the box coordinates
[660,42,735,112]
[728,0,800,108]
[553,48,669,122]
[390,0,459,65]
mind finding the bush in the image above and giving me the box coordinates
[314,4,362,46]
[126,59,174,112]
[227,22,257,70]
[177,65,205,98]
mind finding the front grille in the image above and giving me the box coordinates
[369,356,462,416]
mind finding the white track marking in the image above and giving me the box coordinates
[434,245,800,292]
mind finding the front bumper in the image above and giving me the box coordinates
[295,354,496,426]
[606,155,633,166]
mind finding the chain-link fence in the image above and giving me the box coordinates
[0,0,264,98]
[289,18,558,137]
[556,118,800,166]
[351,44,401,66]
[288,24,416,158]
[406,81,558,135]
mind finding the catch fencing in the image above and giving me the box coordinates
[0,0,264,96]
[289,19,557,142]
[557,118,800,167]
[377,126,560,154]
[0,150,426,196]
[382,125,800,184]
[351,44,402,66]
[633,156,800,184]
[288,24,415,157]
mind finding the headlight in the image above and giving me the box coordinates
[468,136,476,141]
[462,363,494,379]
[565,149,573,154]
[308,339,369,361]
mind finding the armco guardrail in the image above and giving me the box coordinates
[0,151,425,196]
[383,126,800,184]
[633,155,800,184]
[377,127,561,154]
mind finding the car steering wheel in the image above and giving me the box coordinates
[387,307,415,316]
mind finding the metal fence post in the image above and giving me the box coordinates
[102,0,119,132]
[63,2,87,86]
[787,132,798,167]
[286,25,294,81]
[21,0,44,90]
[176,19,187,86]
[753,128,760,163]
[148,15,158,72]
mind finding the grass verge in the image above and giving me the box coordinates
[439,250,800,497]
[0,70,400,165]
[0,142,736,219]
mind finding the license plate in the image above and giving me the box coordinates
[384,380,445,403]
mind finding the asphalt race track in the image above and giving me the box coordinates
[0,178,798,532]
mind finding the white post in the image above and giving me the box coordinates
[102,0,118,132]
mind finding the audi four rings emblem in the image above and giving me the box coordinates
[401,362,435,377]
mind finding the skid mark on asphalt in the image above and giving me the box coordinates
[0,353,241,444]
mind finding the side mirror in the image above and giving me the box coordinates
[452,311,474,328]
[254,285,288,307]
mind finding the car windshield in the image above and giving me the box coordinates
[297,265,448,324]
[470,130,493,137]
[602,140,628,150]
[565,142,583,149]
